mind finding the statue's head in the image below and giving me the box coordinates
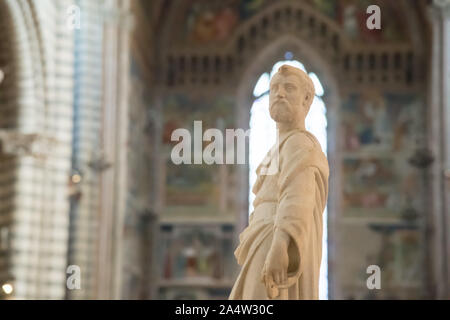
[269,65,315,126]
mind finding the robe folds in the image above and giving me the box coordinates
[229,129,329,300]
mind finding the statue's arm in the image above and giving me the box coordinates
[274,164,317,253]
[262,164,316,297]
[275,135,316,231]
[262,136,316,296]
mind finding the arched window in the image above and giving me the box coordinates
[248,56,328,299]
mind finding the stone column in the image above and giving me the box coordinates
[97,0,133,300]
[427,0,450,299]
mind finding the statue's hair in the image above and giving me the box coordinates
[274,64,315,108]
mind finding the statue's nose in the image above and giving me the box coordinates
[277,88,286,98]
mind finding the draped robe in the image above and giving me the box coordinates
[229,129,329,300]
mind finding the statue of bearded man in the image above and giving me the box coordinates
[229,65,329,300]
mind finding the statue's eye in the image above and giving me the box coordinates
[286,84,296,91]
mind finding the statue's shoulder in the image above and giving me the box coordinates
[281,131,328,175]
[283,130,317,153]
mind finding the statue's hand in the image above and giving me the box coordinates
[261,229,290,299]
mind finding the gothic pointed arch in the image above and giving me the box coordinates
[153,0,435,300]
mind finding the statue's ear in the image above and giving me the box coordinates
[304,94,310,106]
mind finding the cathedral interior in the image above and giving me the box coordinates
[0,0,449,300]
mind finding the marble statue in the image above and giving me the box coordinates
[229,65,329,300]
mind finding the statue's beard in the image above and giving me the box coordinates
[270,100,295,123]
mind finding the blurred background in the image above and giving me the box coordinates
[0,0,449,300]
